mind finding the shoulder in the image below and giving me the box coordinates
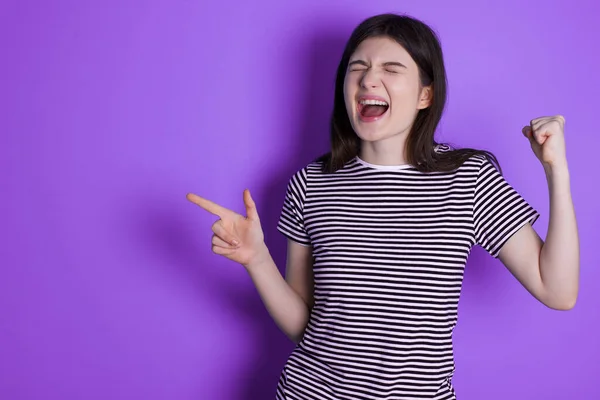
[290,160,324,180]
[434,143,501,178]
[434,142,488,167]
[467,153,490,168]
[292,156,356,180]
[285,160,325,193]
[433,143,453,154]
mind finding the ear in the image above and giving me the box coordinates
[417,85,433,110]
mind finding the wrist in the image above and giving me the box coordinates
[244,243,271,272]
[543,160,570,180]
[543,161,571,195]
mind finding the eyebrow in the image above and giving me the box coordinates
[348,60,407,68]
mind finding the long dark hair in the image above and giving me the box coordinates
[316,13,500,174]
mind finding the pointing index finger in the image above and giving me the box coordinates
[186,193,232,217]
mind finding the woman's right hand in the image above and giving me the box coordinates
[186,189,269,269]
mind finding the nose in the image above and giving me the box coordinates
[360,68,381,89]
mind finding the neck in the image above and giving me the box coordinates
[359,134,408,166]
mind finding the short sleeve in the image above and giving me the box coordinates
[277,167,311,246]
[473,157,540,258]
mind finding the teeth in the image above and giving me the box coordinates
[359,99,388,106]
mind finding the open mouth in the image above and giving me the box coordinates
[357,99,389,121]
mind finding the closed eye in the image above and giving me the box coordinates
[348,60,406,73]
[348,60,368,72]
[383,62,406,73]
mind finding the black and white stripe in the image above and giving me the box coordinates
[276,150,539,400]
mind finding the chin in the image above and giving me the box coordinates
[351,120,391,142]
[354,129,388,142]
[352,117,412,145]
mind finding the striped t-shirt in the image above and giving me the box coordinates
[275,148,539,400]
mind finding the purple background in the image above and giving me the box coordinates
[2,1,599,399]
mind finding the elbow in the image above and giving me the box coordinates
[548,302,575,311]
[288,331,305,344]
[545,294,578,311]
[290,336,302,344]
[287,321,309,344]
[288,304,311,343]
[554,298,577,311]
[539,278,579,311]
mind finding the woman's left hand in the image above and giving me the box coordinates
[522,115,567,169]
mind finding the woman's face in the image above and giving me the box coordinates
[343,36,432,143]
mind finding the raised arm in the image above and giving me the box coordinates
[498,115,579,310]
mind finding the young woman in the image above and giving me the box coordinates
[187,13,579,400]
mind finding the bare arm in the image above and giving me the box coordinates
[499,165,579,310]
[186,190,313,343]
[246,240,313,343]
[498,116,579,310]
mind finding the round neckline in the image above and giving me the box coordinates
[354,156,412,171]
